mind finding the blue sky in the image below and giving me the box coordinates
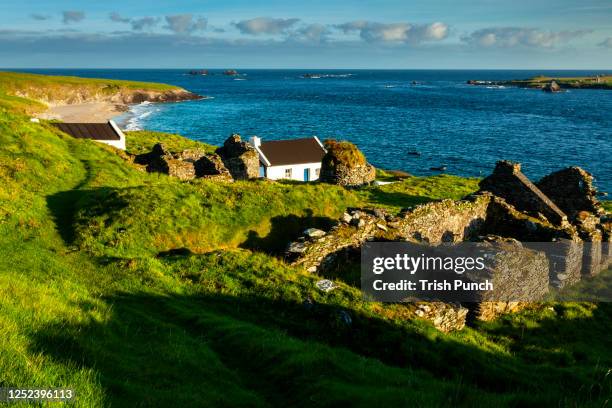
[1,0,611,68]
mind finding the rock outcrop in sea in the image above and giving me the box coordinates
[543,81,563,93]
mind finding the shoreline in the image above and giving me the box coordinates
[37,102,130,123]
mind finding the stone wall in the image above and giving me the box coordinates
[464,238,550,321]
[135,143,233,182]
[319,140,376,187]
[194,154,233,181]
[395,194,492,243]
[319,163,376,187]
[479,161,568,226]
[144,144,199,180]
[287,195,492,274]
[601,221,612,269]
[413,303,469,332]
[215,134,260,180]
[536,167,603,219]
[287,161,609,331]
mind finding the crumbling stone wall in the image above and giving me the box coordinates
[288,161,609,331]
[464,238,550,321]
[413,303,469,332]
[601,221,612,269]
[144,144,199,180]
[479,161,568,226]
[395,194,491,243]
[194,154,233,181]
[135,143,233,182]
[288,195,492,274]
[536,167,603,219]
[216,134,260,180]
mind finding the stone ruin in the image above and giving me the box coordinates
[135,143,233,181]
[215,134,260,180]
[134,134,261,182]
[319,140,376,187]
[287,161,611,332]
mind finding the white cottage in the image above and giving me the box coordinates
[250,136,326,181]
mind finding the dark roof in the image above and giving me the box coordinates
[258,138,326,166]
[51,122,121,141]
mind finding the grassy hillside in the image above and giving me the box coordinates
[0,71,178,95]
[0,71,189,116]
[125,130,218,156]
[1,88,611,406]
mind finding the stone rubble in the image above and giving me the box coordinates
[288,160,611,332]
[136,143,233,182]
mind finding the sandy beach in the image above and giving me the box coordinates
[37,102,128,123]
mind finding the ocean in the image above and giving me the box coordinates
[18,69,612,193]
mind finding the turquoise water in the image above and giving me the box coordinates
[20,69,612,193]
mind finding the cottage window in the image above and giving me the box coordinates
[315,168,320,177]
[285,168,292,178]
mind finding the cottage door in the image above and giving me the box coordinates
[304,168,310,182]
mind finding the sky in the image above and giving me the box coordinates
[1,0,611,69]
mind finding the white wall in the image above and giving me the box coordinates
[106,120,127,150]
[266,162,322,181]
[99,138,126,150]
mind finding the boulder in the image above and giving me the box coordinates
[543,81,562,92]
[216,134,260,180]
[319,140,376,187]
[304,228,326,239]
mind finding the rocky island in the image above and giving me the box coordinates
[467,74,612,90]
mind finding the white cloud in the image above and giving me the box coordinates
[164,14,207,35]
[462,27,589,48]
[31,14,51,21]
[108,13,158,31]
[336,21,449,44]
[62,11,85,24]
[132,17,159,31]
[109,12,130,24]
[235,17,300,35]
[292,23,330,43]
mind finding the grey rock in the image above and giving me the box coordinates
[316,279,336,292]
[287,242,307,254]
[304,228,326,239]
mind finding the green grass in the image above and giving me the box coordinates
[322,139,367,167]
[603,200,611,213]
[356,174,480,212]
[510,75,612,89]
[1,90,611,407]
[125,130,217,156]
[0,71,179,95]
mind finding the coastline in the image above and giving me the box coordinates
[37,102,129,123]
